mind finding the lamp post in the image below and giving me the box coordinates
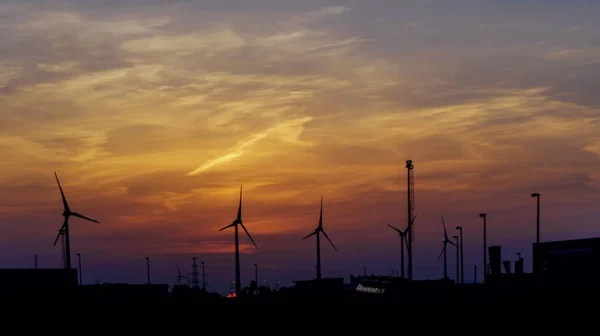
[479,213,487,280]
[531,193,540,244]
[76,253,82,285]
[456,226,463,284]
[453,235,459,283]
[201,261,206,290]
[145,257,150,285]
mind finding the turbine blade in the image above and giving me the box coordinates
[53,219,67,246]
[52,229,62,246]
[387,224,402,235]
[448,241,458,247]
[219,222,236,231]
[318,197,323,229]
[177,264,181,277]
[303,231,317,240]
[54,172,70,211]
[410,215,417,225]
[70,212,99,223]
[441,215,449,240]
[321,230,338,252]
[240,222,258,250]
[437,246,445,260]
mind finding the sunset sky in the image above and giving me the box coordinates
[1,0,599,293]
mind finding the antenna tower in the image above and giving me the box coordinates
[191,257,199,288]
[406,159,415,280]
[408,162,415,240]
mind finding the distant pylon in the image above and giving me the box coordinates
[191,257,199,288]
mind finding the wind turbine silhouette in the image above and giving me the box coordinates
[219,186,258,296]
[387,215,416,279]
[52,172,99,270]
[437,215,457,279]
[176,264,189,286]
[303,197,337,281]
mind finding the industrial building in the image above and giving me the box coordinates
[533,237,600,287]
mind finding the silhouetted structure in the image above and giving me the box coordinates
[480,213,487,279]
[531,193,541,244]
[303,197,338,280]
[405,159,415,280]
[219,186,258,296]
[456,226,464,284]
[453,235,459,282]
[52,172,99,270]
[191,257,199,288]
[387,217,414,278]
[533,237,600,287]
[176,264,188,286]
[438,215,458,279]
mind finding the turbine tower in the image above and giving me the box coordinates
[387,215,416,278]
[303,197,337,280]
[52,172,99,269]
[219,186,258,296]
[437,215,458,279]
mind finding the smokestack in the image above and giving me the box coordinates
[489,245,502,276]
[502,260,512,274]
[34,254,38,269]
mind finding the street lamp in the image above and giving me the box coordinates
[76,253,82,285]
[453,235,459,283]
[201,261,206,290]
[479,213,487,279]
[455,226,463,284]
[531,193,540,244]
[145,257,150,284]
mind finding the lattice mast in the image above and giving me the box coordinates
[406,159,415,280]
[191,257,199,288]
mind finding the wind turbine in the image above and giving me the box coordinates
[303,197,337,281]
[387,215,416,279]
[52,172,99,270]
[219,185,258,296]
[176,264,189,286]
[437,215,457,279]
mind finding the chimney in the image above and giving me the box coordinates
[489,245,502,276]
[502,260,512,274]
